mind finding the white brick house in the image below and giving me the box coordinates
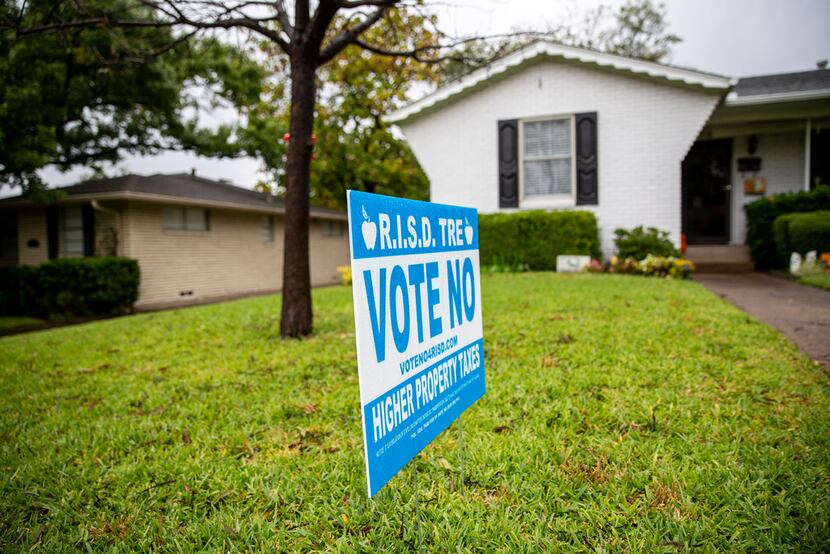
[388,42,830,261]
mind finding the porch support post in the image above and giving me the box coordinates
[804,118,812,191]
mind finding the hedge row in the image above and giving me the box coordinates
[745,185,830,269]
[0,257,140,318]
[479,210,601,270]
[774,210,830,259]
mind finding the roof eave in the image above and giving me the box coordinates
[386,41,732,125]
[725,89,830,106]
[1,190,347,220]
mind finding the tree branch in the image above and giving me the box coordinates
[332,0,407,6]
[305,0,339,52]
[7,1,293,55]
[294,0,309,41]
[351,31,548,65]
[317,5,390,65]
[274,0,294,42]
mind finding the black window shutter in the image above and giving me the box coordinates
[46,206,59,260]
[82,203,95,257]
[498,119,519,208]
[575,112,599,205]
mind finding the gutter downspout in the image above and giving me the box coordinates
[804,118,812,191]
[90,200,121,256]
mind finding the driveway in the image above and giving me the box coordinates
[695,273,830,370]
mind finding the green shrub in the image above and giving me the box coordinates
[773,213,797,261]
[788,210,830,255]
[0,257,139,317]
[745,185,830,269]
[0,266,24,316]
[478,210,600,271]
[613,226,679,260]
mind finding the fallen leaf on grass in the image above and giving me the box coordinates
[540,353,557,368]
[89,517,132,540]
[305,403,317,414]
[436,457,453,470]
[340,513,348,525]
[223,523,238,536]
[77,363,111,374]
[182,429,191,444]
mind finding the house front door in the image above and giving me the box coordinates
[682,139,732,244]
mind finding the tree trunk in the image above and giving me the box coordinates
[280,54,317,337]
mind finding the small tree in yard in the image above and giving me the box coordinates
[7,0,483,338]
[240,8,438,210]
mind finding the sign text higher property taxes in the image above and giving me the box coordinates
[347,190,486,497]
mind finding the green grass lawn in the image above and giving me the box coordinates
[0,316,44,332]
[800,272,830,291]
[1,273,829,551]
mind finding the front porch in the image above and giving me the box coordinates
[685,244,753,273]
[681,79,830,269]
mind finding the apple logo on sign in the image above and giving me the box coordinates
[464,218,474,245]
[361,205,377,250]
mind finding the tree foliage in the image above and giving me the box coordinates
[441,0,681,82]
[596,0,681,61]
[0,0,263,192]
[242,10,436,209]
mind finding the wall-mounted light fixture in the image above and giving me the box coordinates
[747,135,759,155]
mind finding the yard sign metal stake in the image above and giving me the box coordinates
[458,416,466,500]
[413,460,423,554]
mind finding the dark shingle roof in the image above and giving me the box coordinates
[63,173,285,207]
[732,69,830,97]
[5,173,346,219]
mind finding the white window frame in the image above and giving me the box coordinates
[322,220,344,237]
[62,205,85,254]
[262,215,275,243]
[518,114,576,208]
[162,206,209,231]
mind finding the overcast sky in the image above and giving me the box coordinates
[36,0,830,192]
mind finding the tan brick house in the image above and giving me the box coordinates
[0,173,350,309]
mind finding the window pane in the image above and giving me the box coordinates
[62,206,84,253]
[163,207,184,229]
[524,159,572,196]
[64,206,82,228]
[324,221,344,236]
[64,229,84,253]
[185,207,207,230]
[524,119,570,158]
[262,216,274,242]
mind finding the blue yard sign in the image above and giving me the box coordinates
[347,190,486,497]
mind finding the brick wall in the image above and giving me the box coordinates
[122,201,350,308]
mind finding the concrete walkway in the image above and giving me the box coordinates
[695,273,830,369]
